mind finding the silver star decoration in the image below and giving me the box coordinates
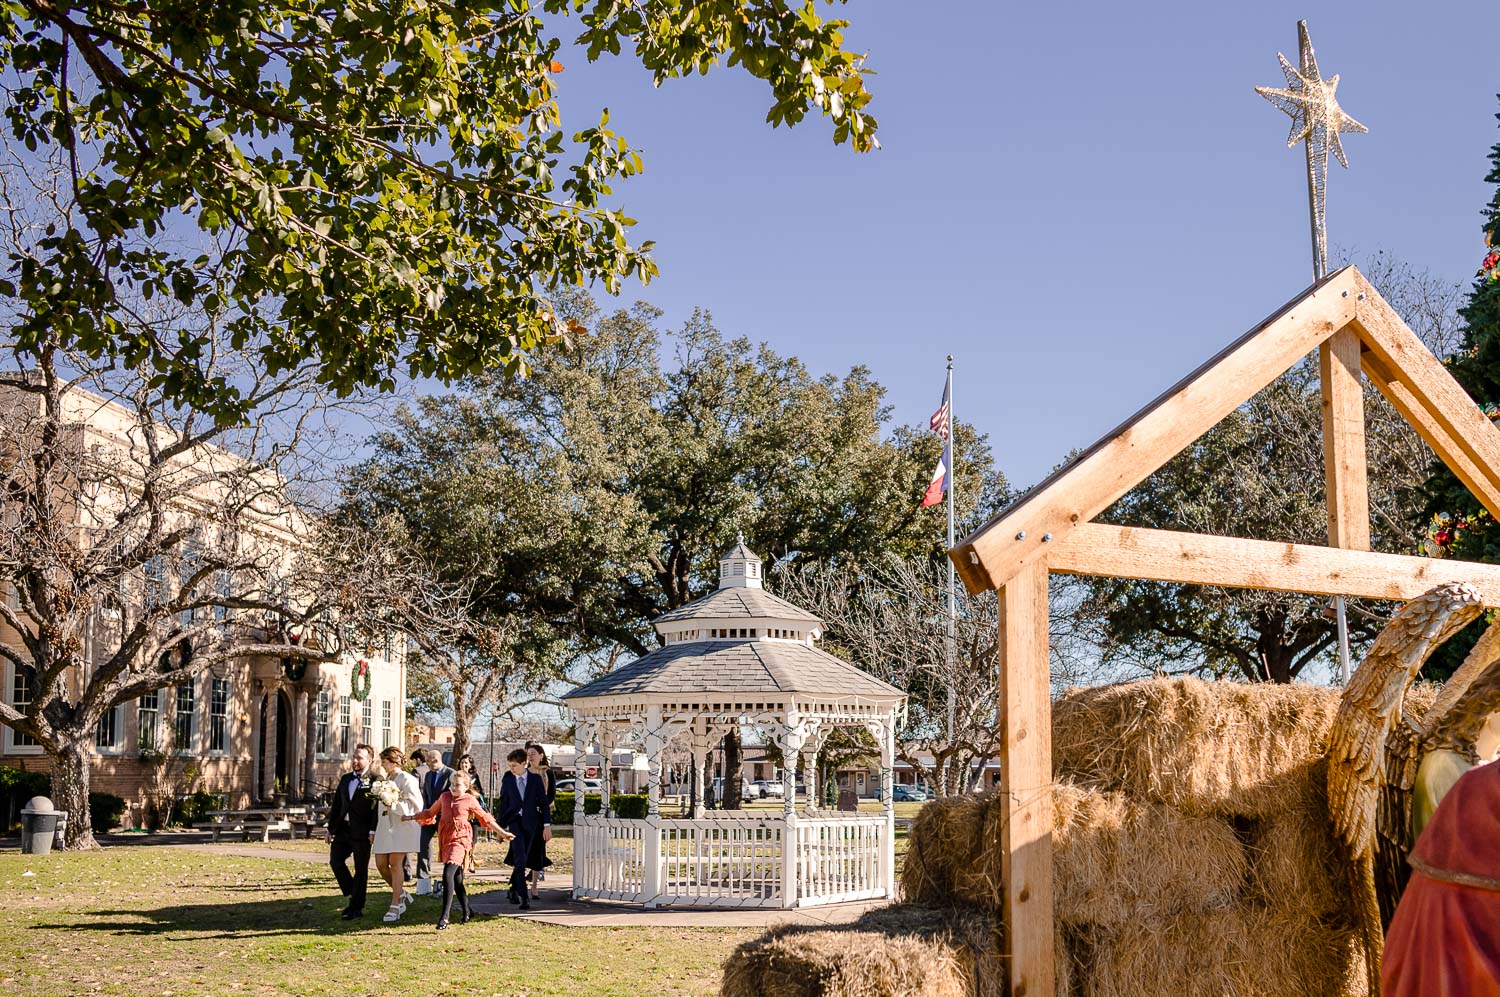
[1255,21,1367,279]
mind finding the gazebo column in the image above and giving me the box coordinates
[572,723,592,902]
[779,709,805,909]
[690,719,709,820]
[800,742,820,816]
[879,715,896,899]
[643,704,665,907]
[599,727,613,817]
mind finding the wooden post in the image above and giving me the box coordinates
[1319,327,1370,549]
[997,563,1054,997]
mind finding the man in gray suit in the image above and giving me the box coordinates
[414,747,452,895]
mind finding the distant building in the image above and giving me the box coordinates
[0,384,406,819]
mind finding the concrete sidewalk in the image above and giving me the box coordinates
[468,877,892,928]
[173,842,893,928]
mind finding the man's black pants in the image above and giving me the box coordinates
[329,835,371,914]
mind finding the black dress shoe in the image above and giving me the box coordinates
[518,897,530,911]
[459,910,472,924]
[436,919,448,931]
[341,908,362,920]
[507,888,520,905]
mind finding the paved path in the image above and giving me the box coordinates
[169,842,893,928]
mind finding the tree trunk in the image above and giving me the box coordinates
[51,735,98,850]
[722,728,742,810]
[451,693,472,761]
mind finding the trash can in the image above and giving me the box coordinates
[20,796,59,856]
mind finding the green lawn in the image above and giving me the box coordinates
[0,848,752,997]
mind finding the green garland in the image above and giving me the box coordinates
[350,659,372,701]
[281,655,308,681]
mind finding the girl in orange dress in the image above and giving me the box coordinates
[404,770,510,929]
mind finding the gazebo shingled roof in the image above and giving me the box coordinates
[564,638,900,699]
[652,586,822,624]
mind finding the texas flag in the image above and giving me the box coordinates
[921,380,952,507]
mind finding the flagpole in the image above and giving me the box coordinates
[945,356,958,762]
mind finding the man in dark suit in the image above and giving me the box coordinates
[327,743,378,919]
[496,748,551,910]
[415,747,452,893]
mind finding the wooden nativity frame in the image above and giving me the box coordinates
[948,266,1500,996]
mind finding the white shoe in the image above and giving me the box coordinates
[383,904,403,923]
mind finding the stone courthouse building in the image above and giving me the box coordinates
[0,382,406,819]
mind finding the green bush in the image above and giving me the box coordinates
[0,767,50,830]
[90,792,127,832]
[171,790,224,826]
[552,792,649,823]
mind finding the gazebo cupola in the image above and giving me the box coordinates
[564,538,906,910]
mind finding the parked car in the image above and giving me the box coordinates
[711,777,755,802]
[892,784,931,803]
[556,778,603,795]
[747,780,786,799]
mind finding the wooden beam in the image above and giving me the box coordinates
[1049,522,1500,605]
[952,269,1361,595]
[1319,327,1370,549]
[1361,353,1500,521]
[997,563,1054,997]
[1350,270,1500,518]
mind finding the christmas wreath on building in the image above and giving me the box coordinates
[350,659,372,701]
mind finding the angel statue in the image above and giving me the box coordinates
[1327,582,1500,995]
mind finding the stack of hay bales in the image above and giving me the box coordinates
[724,677,1437,996]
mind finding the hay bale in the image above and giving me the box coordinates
[1080,907,1367,997]
[904,783,1247,927]
[1051,782,1246,926]
[1237,762,1349,916]
[719,905,993,997]
[1051,677,1341,818]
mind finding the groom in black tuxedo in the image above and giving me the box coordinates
[328,744,378,919]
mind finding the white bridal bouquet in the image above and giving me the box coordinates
[368,778,401,810]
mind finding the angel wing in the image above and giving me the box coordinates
[1376,620,1500,923]
[1327,582,1483,996]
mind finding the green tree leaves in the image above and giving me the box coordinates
[2,1,878,423]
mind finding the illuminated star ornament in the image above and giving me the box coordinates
[1255,20,1368,278]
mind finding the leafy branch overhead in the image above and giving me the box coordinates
[1,0,878,421]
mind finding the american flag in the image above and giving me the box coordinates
[929,381,951,440]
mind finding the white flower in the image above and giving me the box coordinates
[368,778,401,810]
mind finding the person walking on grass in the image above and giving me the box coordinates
[415,748,452,895]
[370,746,423,922]
[328,744,379,920]
[524,742,557,898]
[496,748,551,910]
[404,769,511,929]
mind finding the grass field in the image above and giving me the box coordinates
[0,848,753,997]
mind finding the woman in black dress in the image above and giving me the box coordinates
[524,742,555,897]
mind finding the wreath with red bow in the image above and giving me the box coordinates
[350,659,372,701]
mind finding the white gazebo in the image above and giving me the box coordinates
[564,540,907,909]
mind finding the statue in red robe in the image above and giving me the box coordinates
[1382,759,1500,996]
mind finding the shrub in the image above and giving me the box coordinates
[550,792,649,823]
[89,792,127,832]
[171,790,225,826]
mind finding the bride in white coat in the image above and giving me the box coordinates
[370,745,423,922]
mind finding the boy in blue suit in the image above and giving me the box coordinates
[496,747,551,910]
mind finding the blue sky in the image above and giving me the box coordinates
[546,1,1500,490]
